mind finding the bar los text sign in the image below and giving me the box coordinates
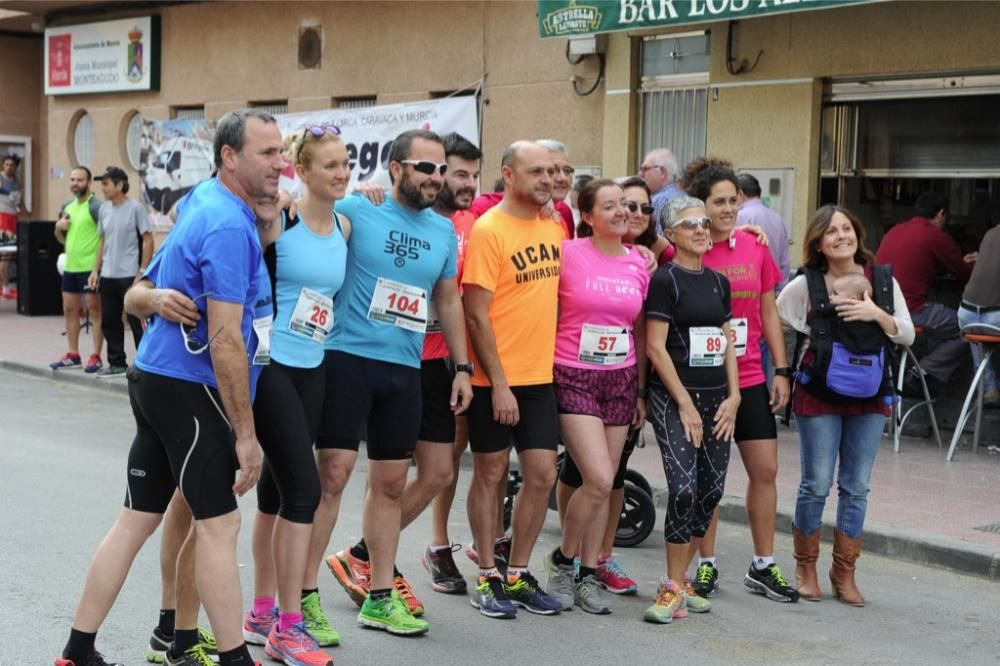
[538,0,879,38]
[45,16,161,95]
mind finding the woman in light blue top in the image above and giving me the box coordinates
[246,124,351,660]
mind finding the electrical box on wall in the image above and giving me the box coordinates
[737,167,795,241]
[568,34,607,56]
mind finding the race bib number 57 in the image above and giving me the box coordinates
[689,326,727,367]
[367,277,428,333]
[578,324,629,365]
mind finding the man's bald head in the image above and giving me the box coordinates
[500,141,554,211]
[501,140,548,170]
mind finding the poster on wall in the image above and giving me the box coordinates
[44,16,160,95]
[139,96,480,231]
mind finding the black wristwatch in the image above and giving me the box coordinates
[455,363,474,375]
[637,387,648,400]
[774,367,792,378]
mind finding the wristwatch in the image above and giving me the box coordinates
[455,363,474,375]
[637,387,648,400]
[774,367,792,378]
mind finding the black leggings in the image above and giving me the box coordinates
[253,360,324,524]
[559,427,640,490]
[124,367,238,520]
[646,384,731,544]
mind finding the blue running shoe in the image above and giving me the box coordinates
[470,576,517,619]
[504,571,561,615]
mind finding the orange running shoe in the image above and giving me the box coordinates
[393,574,425,616]
[326,548,370,608]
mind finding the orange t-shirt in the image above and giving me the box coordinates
[462,205,566,387]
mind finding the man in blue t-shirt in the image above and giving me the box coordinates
[56,109,285,666]
[319,129,473,636]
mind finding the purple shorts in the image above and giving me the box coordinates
[554,363,639,426]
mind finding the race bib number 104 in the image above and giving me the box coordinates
[367,277,428,333]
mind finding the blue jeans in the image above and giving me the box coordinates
[956,305,1000,393]
[793,412,886,538]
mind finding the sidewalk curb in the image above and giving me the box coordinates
[653,490,1000,581]
[0,359,129,396]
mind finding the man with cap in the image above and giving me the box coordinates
[87,166,152,377]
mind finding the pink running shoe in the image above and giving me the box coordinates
[596,555,638,595]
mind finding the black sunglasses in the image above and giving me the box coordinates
[625,201,655,216]
[400,160,448,176]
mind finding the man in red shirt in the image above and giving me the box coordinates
[875,192,976,396]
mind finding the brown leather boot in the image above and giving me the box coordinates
[792,527,822,601]
[829,529,865,607]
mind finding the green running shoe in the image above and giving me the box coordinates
[683,580,712,613]
[357,591,430,635]
[302,591,341,646]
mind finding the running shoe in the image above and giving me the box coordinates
[55,652,123,666]
[464,536,511,574]
[84,354,103,373]
[683,580,712,613]
[542,550,575,610]
[643,579,686,624]
[393,574,425,616]
[97,365,128,378]
[470,576,517,619]
[243,608,278,646]
[326,548,370,608]
[264,623,334,666]
[357,591,429,635]
[504,571,561,615]
[744,563,800,603]
[164,644,214,666]
[50,353,81,370]
[692,561,720,598]
[301,591,341,647]
[194,628,217,661]
[595,555,638,595]
[573,575,610,614]
[421,544,468,594]
[146,627,172,663]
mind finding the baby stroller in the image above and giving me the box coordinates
[503,428,656,548]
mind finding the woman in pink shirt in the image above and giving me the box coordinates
[542,179,649,615]
[683,158,797,603]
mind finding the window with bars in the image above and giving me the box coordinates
[336,96,376,109]
[173,106,205,120]
[639,33,709,173]
[250,101,289,116]
[72,112,96,168]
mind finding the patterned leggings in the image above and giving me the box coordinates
[647,384,732,544]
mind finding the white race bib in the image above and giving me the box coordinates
[367,277,428,333]
[729,317,748,358]
[252,316,272,365]
[578,324,629,365]
[689,326,727,367]
[288,287,334,343]
[426,301,442,334]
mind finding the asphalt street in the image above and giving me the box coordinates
[3,369,999,665]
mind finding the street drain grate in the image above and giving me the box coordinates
[973,522,1000,534]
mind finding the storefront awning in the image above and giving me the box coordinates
[538,0,884,38]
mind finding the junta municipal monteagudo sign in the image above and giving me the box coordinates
[537,0,881,38]
[44,16,161,95]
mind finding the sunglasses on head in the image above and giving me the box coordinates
[625,201,655,216]
[400,160,448,176]
[670,216,712,231]
[296,123,342,161]
[176,292,225,355]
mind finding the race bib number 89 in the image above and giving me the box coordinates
[689,326,727,367]
[367,277,428,333]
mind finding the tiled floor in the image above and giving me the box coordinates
[4,297,999,550]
